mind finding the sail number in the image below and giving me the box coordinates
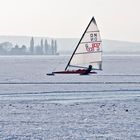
[85,33,100,52]
[85,43,100,52]
[90,33,97,42]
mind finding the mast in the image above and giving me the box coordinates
[65,17,97,71]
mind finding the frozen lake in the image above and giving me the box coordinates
[0,55,140,102]
[0,55,140,139]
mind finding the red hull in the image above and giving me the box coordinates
[47,69,97,75]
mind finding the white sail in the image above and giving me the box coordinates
[65,17,102,70]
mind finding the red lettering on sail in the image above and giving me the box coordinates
[86,43,100,52]
[92,43,100,51]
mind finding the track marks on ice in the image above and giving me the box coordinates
[0,81,140,85]
[0,89,140,96]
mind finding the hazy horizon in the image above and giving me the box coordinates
[0,0,140,42]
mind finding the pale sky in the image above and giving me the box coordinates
[0,0,139,42]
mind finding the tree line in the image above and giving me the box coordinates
[0,37,59,55]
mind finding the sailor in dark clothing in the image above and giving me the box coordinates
[80,65,93,75]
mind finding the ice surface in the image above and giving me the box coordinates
[0,55,140,139]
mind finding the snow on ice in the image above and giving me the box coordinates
[0,55,140,139]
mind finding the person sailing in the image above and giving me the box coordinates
[80,65,93,75]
